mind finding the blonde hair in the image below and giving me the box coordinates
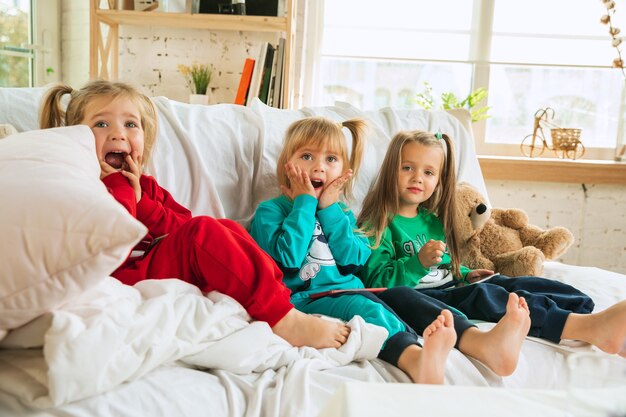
[39,80,158,164]
[276,116,367,202]
[357,130,462,277]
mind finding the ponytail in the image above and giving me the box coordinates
[40,84,73,129]
[339,118,367,201]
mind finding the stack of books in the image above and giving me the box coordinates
[234,39,286,108]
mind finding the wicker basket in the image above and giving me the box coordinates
[550,128,582,150]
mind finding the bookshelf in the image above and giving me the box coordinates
[89,0,297,108]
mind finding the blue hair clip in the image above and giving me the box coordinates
[434,130,443,140]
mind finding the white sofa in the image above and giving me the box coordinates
[0,87,625,417]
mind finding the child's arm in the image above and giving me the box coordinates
[359,229,431,288]
[103,173,191,236]
[318,203,371,274]
[250,195,317,269]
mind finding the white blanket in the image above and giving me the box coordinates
[0,278,387,408]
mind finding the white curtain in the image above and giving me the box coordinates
[293,0,325,107]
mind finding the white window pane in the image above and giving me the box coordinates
[324,0,472,32]
[318,58,472,111]
[323,27,470,60]
[491,37,617,66]
[493,0,606,36]
[491,0,619,66]
[486,65,621,149]
[322,0,472,60]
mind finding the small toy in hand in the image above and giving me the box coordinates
[454,183,574,277]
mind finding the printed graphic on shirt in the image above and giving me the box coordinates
[299,221,335,281]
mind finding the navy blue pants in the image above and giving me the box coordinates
[419,275,595,343]
[301,288,474,366]
[376,287,476,350]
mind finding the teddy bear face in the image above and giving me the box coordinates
[454,183,491,242]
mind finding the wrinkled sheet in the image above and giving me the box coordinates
[0,278,387,408]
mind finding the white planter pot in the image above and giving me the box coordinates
[189,94,209,105]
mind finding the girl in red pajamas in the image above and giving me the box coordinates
[39,80,350,349]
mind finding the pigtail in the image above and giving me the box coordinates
[437,133,462,278]
[340,118,367,202]
[40,84,73,129]
[139,95,158,164]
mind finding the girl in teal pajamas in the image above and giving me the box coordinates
[250,116,457,384]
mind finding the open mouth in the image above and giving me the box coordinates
[105,151,128,170]
[311,180,324,189]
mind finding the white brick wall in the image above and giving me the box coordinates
[117,26,280,104]
[486,180,626,274]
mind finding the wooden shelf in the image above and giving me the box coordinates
[90,0,297,107]
[94,9,289,32]
[478,155,626,185]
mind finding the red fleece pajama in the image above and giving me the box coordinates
[102,172,293,326]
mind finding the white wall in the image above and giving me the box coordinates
[487,180,626,275]
[60,0,89,87]
[117,25,280,104]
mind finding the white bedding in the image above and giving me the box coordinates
[0,90,625,417]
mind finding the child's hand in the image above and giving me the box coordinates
[465,269,494,284]
[318,169,352,209]
[99,151,143,203]
[280,162,315,200]
[119,151,142,202]
[417,239,446,268]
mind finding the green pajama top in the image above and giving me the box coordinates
[359,208,472,289]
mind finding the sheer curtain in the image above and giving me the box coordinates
[294,0,325,108]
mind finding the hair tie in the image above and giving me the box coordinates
[337,121,344,129]
[434,130,443,140]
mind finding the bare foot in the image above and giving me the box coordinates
[460,293,531,376]
[399,310,456,384]
[271,307,350,348]
[564,300,626,356]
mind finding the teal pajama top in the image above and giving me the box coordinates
[249,194,406,340]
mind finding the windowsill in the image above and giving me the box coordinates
[478,156,626,185]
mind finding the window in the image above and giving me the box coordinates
[317,0,622,160]
[0,0,60,87]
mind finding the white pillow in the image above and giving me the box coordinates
[0,125,147,338]
[0,87,47,132]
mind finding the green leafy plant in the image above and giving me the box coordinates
[415,82,490,122]
[178,63,213,95]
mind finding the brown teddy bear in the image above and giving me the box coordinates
[454,182,574,277]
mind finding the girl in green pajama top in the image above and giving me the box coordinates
[250,116,457,384]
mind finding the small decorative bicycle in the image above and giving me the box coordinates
[520,107,585,160]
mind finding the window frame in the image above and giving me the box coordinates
[32,0,61,86]
[0,0,60,87]
[468,0,617,161]
[315,0,621,161]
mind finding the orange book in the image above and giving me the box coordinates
[234,58,256,105]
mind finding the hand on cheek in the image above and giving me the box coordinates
[318,169,352,209]
[280,162,316,200]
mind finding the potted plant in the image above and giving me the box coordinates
[414,81,490,123]
[178,63,213,105]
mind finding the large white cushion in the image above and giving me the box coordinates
[0,87,46,132]
[0,125,147,339]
